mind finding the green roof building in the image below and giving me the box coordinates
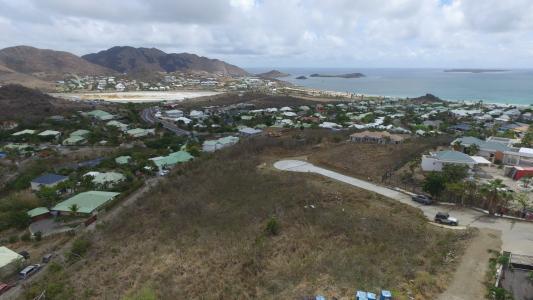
[115,155,132,165]
[86,110,115,121]
[52,191,120,215]
[12,129,36,136]
[27,207,50,218]
[38,130,61,137]
[106,121,129,131]
[127,128,155,138]
[150,151,193,170]
[70,129,90,137]
[62,135,87,146]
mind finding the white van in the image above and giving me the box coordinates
[19,264,40,280]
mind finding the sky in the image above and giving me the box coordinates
[1,0,533,68]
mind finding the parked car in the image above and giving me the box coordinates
[42,253,54,263]
[18,264,41,280]
[411,194,432,205]
[18,250,30,260]
[434,212,459,226]
[0,282,15,295]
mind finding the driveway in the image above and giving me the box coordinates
[274,160,533,255]
[29,219,72,237]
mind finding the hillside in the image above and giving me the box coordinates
[82,46,249,76]
[0,46,114,80]
[24,134,469,299]
[0,84,87,122]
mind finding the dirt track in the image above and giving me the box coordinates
[438,228,501,300]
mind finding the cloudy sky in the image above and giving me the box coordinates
[1,0,533,68]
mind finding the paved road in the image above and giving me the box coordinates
[141,107,190,136]
[274,160,533,255]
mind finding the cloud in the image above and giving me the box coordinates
[0,0,532,67]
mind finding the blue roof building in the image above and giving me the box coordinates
[30,173,68,191]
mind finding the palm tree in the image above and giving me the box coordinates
[69,204,79,215]
[480,179,508,215]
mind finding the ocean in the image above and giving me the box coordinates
[246,68,533,105]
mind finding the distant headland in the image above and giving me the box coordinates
[309,72,365,79]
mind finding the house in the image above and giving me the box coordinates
[106,121,129,131]
[421,150,477,172]
[51,191,120,215]
[30,173,68,191]
[12,129,36,136]
[126,128,155,138]
[350,131,406,144]
[239,127,262,136]
[202,136,240,152]
[149,151,194,171]
[85,110,115,121]
[165,110,184,118]
[84,172,126,186]
[63,129,90,145]
[38,130,61,139]
[62,135,87,146]
[0,246,24,278]
[452,136,513,162]
[115,155,132,165]
[27,207,50,222]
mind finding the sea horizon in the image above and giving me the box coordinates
[246,67,533,105]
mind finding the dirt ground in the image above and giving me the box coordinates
[308,137,451,183]
[438,228,502,300]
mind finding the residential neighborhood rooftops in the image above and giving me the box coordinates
[27,207,50,218]
[0,246,23,268]
[31,173,68,185]
[52,191,120,214]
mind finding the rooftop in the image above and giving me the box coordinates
[27,207,50,218]
[32,173,68,185]
[52,191,120,214]
[0,246,23,268]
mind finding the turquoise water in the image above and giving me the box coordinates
[247,68,533,105]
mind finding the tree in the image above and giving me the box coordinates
[36,186,59,207]
[466,144,480,155]
[452,140,463,151]
[514,192,530,217]
[442,164,469,183]
[69,204,79,215]
[423,172,446,199]
[521,175,532,188]
[480,179,509,215]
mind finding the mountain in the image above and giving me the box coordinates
[0,46,115,80]
[256,69,290,78]
[0,62,56,91]
[82,46,249,76]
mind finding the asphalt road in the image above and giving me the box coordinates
[140,107,190,136]
[274,160,533,255]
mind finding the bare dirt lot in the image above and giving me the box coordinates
[309,136,452,183]
[438,228,502,300]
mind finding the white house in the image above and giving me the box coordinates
[421,150,477,172]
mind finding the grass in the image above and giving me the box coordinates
[27,133,469,299]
